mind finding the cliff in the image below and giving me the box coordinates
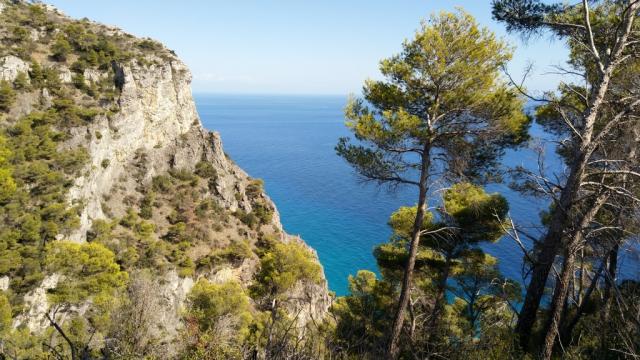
[0,1,330,357]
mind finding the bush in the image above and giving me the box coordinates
[139,191,155,219]
[51,36,72,62]
[152,175,173,193]
[207,239,253,266]
[72,73,87,90]
[164,222,187,243]
[28,62,44,88]
[101,159,110,168]
[184,279,253,358]
[246,179,264,198]
[13,72,29,90]
[253,202,273,225]
[195,161,217,179]
[252,241,322,298]
[0,81,16,113]
[138,39,162,51]
[119,208,139,229]
[235,209,259,229]
[12,27,29,44]
[169,168,197,182]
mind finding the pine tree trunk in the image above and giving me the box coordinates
[540,193,608,359]
[560,259,605,345]
[514,3,640,347]
[426,255,451,345]
[515,163,583,348]
[541,247,577,360]
[600,245,618,356]
[515,66,615,350]
[386,143,431,359]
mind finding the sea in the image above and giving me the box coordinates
[196,93,639,296]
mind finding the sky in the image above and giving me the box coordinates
[45,1,568,95]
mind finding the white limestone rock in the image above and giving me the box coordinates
[14,274,60,332]
[0,276,9,291]
[0,55,30,83]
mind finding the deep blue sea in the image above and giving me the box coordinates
[196,94,639,295]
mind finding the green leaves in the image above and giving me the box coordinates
[187,279,253,337]
[252,241,322,299]
[383,183,509,254]
[45,242,128,307]
[442,183,509,243]
[338,9,528,187]
[0,80,16,113]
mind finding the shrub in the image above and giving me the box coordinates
[234,209,259,229]
[28,62,44,88]
[253,202,273,225]
[139,191,155,219]
[167,209,188,225]
[208,239,253,266]
[169,168,197,182]
[0,81,16,113]
[164,222,187,243]
[51,36,72,62]
[252,241,322,299]
[72,73,87,90]
[101,159,110,168]
[13,72,29,90]
[195,161,217,179]
[151,175,173,193]
[119,208,139,229]
[12,27,29,44]
[134,221,155,238]
[138,39,162,51]
[184,279,253,358]
[246,179,264,198]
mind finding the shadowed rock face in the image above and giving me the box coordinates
[0,0,330,353]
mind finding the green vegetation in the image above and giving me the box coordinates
[45,241,128,360]
[0,81,15,113]
[51,35,72,62]
[13,72,29,90]
[195,160,218,179]
[0,1,637,359]
[0,111,88,295]
[183,279,253,359]
[335,10,528,357]
[252,241,322,299]
[331,184,521,358]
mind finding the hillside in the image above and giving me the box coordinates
[0,1,329,358]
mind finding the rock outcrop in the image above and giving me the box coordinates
[0,1,331,349]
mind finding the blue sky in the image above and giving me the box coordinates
[46,1,568,95]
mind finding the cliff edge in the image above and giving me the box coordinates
[0,1,330,357]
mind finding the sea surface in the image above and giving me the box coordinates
[196,94,639,295]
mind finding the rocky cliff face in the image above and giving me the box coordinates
[0,0,330,354]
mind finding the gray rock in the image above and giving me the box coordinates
[0,55,30,83]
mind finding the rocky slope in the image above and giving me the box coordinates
[0,0,330,356]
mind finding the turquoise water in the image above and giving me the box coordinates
[195,94,638,295]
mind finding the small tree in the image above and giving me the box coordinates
[336,10,528,358]
[374,183,511,354]
[251,241,323,357]
[51,36,72,62]
[45,241,128,360]
[13,72,29,90]
[183,279,253,359]
[0,81,16,113]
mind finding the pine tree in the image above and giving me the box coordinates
[335,10,528,358]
